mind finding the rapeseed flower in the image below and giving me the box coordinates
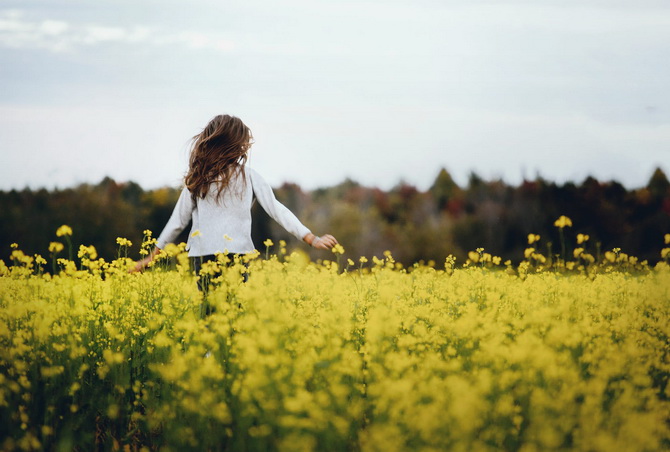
[577,233,589,244]
[116,237,132,247]
[2,228,669,451]
[56,225,73,237]
[48,242,64,254]
[77,245,97,260]
[553,215,572,228]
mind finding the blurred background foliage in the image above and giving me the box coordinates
[1,167,668,267]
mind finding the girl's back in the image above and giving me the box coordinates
[156,166,310,256]
[132,113,338,274]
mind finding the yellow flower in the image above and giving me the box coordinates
[468,251,480,263]
[10,243,18,249]
[661,248,670,259]
[581,253,595,264]
[605,251,616,263]
[332,244,345,255]
[56,225,73,237]
[524,247,535,259]
[359,256,368,264]
[665,234,670,245]
[191,230,201,238]
[553,215,573,228]
[103,349,124,365]
[577,233,589,244]
[573,248,584,258]
[347,259,355,266]
[49,242,64,254]
[77,245,97,260]
[263,239,274,247]
[527,234,540,245]
[116,237,132,247]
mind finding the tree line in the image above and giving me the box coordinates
[1,168,668,267]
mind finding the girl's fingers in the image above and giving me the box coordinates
[312,234,338,249]
[321,234,338,245]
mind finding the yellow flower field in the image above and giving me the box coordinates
[1,226,669,451]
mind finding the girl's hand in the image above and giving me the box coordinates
[310,234,338,250]
[129,247,161,273]
[129,261,146,274]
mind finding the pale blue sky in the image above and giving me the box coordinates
[1,0,669,191]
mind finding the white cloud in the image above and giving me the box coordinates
[154,31,235,52]
[82,25,129,44]
[0,9,235,53]
[39,20,68,36]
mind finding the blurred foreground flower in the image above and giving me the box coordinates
[577,234,589,244]
[49,242,64,254]
[554,215,573,228]
[527,234,540,245]
[56,225,73,237]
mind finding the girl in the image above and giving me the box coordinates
[133,114,338,281]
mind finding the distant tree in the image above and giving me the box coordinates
[1,168,668,268]
[429,168,460,212]
[647,167,670,199]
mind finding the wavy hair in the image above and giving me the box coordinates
[184,114,253,202]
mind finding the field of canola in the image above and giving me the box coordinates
[1,225,670,452]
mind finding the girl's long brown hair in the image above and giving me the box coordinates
[184,114,253,202]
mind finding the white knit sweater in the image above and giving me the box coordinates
[156,167,311,256]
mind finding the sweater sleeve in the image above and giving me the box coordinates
[249,168,311,241]
[156,187,195,249]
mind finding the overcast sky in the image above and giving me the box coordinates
[1,0,668,191]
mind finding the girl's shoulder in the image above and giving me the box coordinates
[244,165,265,182]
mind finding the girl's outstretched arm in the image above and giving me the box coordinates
[303,233,338,250]
[130,247,161,273]
[131,187,194,273]
[250,168,339,249]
